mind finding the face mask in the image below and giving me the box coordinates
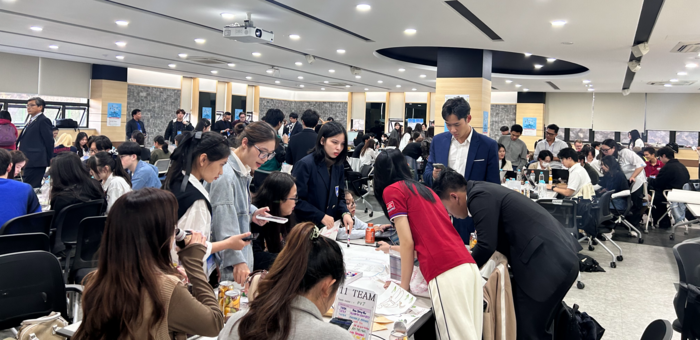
[541,162,550,168]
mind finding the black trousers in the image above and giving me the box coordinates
[652,196,672,228]
[628,187,644,226]
[23,166,46,188]
[512,265,579,340]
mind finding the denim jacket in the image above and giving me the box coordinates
[130,160,161,190]
[205,151,257,281]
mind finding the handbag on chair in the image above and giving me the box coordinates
[14,312,69,340]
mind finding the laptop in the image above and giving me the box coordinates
[551,169,570,183]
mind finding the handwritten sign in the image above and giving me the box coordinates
[333,286,377,340]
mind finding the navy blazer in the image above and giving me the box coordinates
[292,153,349,225]
[16,114,54,168]
[423,129,500,186]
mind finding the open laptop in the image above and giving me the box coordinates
[551,169,570,183]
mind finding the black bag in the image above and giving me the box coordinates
[578,254,606,272]
[553,302,605,340]
[575,198,597,236]
[55,119,78,129]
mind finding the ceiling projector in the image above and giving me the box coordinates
[223,20,274,44]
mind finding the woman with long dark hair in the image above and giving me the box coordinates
[399,126,413,151]
[74,132,89,158]
[73,189,224,340]
[599,155,630,211]
[250,172,297,271]
[221,222,352,340]
[359,138,377,165]
[414,122,423,138]
[292,121,353,232]
[425,126,434,143]
[196,118,212,132]
[88,150,131,212]
[8,150,27,180]
[150,135,170,165]
[498,143,512,170]
[600,139,646,228]
[628,129,644,152]
[373,149,483,338]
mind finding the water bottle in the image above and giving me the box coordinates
[529,172,535,186]
[517,168,522,184]
[539,172,545,184]
[538,180,546,199]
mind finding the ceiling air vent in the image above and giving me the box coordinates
[647,80,696,86]
[671,42,700,53]
[321,82,349,87]
[491,86,498,90]
[546,81,560,90]
[187,56,231,65]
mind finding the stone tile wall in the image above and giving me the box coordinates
[127,85,181,147]
[259,98,348,128]
[489,104,517,140]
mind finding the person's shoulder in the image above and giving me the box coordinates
[304,321,355,340]
[479,132,498,145]
[3,179,33,193]
[433,131,451,142]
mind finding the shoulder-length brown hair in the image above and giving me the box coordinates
[73,188,180,340]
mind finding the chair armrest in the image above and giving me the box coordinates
[663,189,672,200]
[65,284,84,294]
[612,190,631,199]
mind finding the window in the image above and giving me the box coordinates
[595,130,615,142]
[557,129,566,141]
[0,93,89,128]
[646,130,670,146]
[64,106,87,126]
[619,133,630,144]
[569,128,590,142]
[676,131,699,148]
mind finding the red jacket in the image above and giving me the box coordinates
[645,160,664,178]
[0,118,18,150]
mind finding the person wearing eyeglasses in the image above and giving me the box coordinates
[534,124,568,170]
[16,97,54,188]
[206,122,276,285]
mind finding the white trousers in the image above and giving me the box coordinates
[428,263,483,340]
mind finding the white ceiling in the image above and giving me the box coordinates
[0,0,697,93]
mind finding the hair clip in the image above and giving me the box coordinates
[310,226,320,240]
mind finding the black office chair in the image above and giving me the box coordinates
[52,200,104,254]
[610,191,644,244]
[0,251,83,331]
[0,233,50,256]
[595,190,624,268]
[348,164,374,217]
[536,198,585,289]
[66,216,106,284]
[640,319,673,340]
[0,211,54,236]
[672,239,700,337]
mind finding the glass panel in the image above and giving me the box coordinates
[620,133,630,144]
[646,130,670,146]
[569,128,590,142]
[557,129,566,141]
[64,106,86,124]
[44,105,62,123]
[7,103,28,124]
[676,131,699,148]
[594,130,615,142]
[0,92,87,103]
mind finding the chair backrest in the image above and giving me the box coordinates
[154,159,170,174]
[71,216,107,281]
[0,233,50,256]
[674,240,700,287]
[0,251,69,330]
[0,211,55,236]
[688,180,700,192]
[54,200,104,247]
[596,190,615,225]
[537,199,578,229]
[360,164,373,178]
[640,319,672,340]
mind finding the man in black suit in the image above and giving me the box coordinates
[16,97,54,188]
[285,109,319,166]
[213,111,233,137]
[649,147,690,229]
[287,112,303,137]
[125,109,146,140]
[434,169,580,340]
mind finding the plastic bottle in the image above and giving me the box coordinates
[517,168,522,184]
[538,180,546,199]
[529,172,535,186]
[539,172,545,184]
[549,172,553,185]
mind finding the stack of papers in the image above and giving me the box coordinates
[374,282,430,329]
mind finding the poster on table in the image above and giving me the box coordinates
[107,103,122,127]
[483,111,489,134]
[333,286,377,340]
[202,107,212,120]
[443,95,469,131]
[522,117,537,136]
[387,118,403,135]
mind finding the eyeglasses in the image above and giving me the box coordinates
[26,104,37,108]
[253,144,275,160]
[546,132,556,136]
[279,196,299,203]
[600,147,612,152]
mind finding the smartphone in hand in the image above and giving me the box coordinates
[241,233,260,241]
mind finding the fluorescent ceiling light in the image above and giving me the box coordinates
[168,64,176,68]
[220,13,234,19]
[266,69,274,74]
[396,85,401,88]
[115,41,126,47]
[378,80,383,83]
[404,29,417,35]
[194,38,206,44]
[398,68,405,72]
[337,49,346,54]
[48,45,58,49]
[355,75,361,79]
[551,20,567,27]
[289,34,300,40]
[686,63,698,68]
[588,88,594,92]
[275,80,280,84]
[295,62,303,66]
[678,72,688,76]
[364,88,369,91]
[534,64,543,69]
[582,80,591,84]
[115,55,124,60]
[300,85,305,88]
[523,88,529,92]
[524,52,532,57]
[115,20,129,27]
[328,69,335,73]
[324,81,329,84]
[664,84,672,87]
[228,63,236,67]
[505,80,512,83]
[211,70,218,74]
[178,53,188,58]
[670,78,679,82]
[298,76,304,79]
[245,76,252,80]
[515,84,521,88]
[252,52,261,57]
[321,88,326,90]
[346,85,351,88]
[356,4,371,11]
[547,58,556,62]
[30,26,42,32]
[419,74,426,78]
[412,88,417,91]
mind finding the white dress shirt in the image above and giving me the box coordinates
[359,148,378,165]
[102,174,132,213]
[566,163,592,197]
[448,127,474,174]
[173,173,214,270]
[535,139,569,169]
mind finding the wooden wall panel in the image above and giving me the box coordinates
[90,79,128,142]
[226,82,233,113]
[515,103,545,149]
[434,78,491,134]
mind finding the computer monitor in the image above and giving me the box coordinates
[347,131,359,147]
[551,169,570,183]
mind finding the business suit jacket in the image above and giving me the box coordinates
[466,181,580,302]
[125,119,146,140]
[289,122,303,136]
[292,153,349,226]
[285,129,317,166]
[16,113,53,168]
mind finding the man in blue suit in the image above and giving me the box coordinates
[423,97,500,243]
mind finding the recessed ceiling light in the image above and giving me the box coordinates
[346,85,351,88]
[396,85,401,88]
[245,76,252,80]
[220,13,235,19]
[356,4,371,11]
[378,80,383,83]
[355,75,361,79]
[412,88,417,91]
[194,38,206,44]
[419,74,426,78]
[505,80,512,84]
[266,69,274,74]
[252,52,261,57]
[398,68,405,72]
[211,70,218,74]
[48,45,58,49]
[321,88,326,90]
[534,64,543,69]
[289,34,300,40]
[523,88,529,92]
[678,72,688,76]
[364,88,369,91]
[670,78,679,82]
[547,58,556,62]
[295,62,303,66]
[664,84,672,87]
[275,80,280,84]
[298,76,304,79]
[168,64,176,68]
[30,26,43,32]
[587,88,595,92]
[324,81,329,84]
[115,55,124,60]
[551,20,567,27]
[178,53,188,58]
[561,42,574,45]
[404,29,417,35]
[515,84,521,88]
[300,85,305,88]
[115,41,126,47]
[115,20,129,27]
[337,49,346,54]
[228,63,236,67]
[686,63,698,68]
[328,69,335,73]
[582,80,591,84]
[524,52,532,57]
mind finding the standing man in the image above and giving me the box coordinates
[287,112,303,137]
[499,125,510,136]
[125,109,146,141]
[423,97,499,242]
[164,109,193,143]
[534,124,568,169]
[213,112,233,137]
[434,169,579,340]
[16,97,53,188]
[286,109,319,166]
[233,112,249,127]
[498,124,528,170]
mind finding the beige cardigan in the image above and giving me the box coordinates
[482,252,516,340]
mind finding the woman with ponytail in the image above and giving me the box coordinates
[221,222,352,340]
[88,150,131,212]
[150,135,170,165]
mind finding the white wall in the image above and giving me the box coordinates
[366,92,387,102]
[388,92,405,119]
[405,92,428,103]
[199,78,217,93]
[259,87,295,100]
[40,58,91,98]
[127,68,182,89]
[491,92,517,104]
[351,92,366,120]
[294,91,348,101]
[546,93,593,128]
[647,94,700,131]
[180,77,193,114]
[593,93,645,131]
[230,82,247,96]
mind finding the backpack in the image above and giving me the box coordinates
[0,123,16,147]
[577,253,606,272]
[55,119,78,129]
[552,302,605,340]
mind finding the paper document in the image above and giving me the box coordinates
[320,223,340,239]
[375,282,416,315]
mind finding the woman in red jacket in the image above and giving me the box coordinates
[0,111,18,150]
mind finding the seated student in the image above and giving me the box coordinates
[337,192,391,240]
[373,149,482,339]
[220,222,353,340]
[498,143,513,170]
[0,148,41,227]
[352,133,371,158]
[88,151,132,212]
[385,137,399,150]
[598,155,630,212]
[174,132,186,147]
[48,152,104,253]
[547,147,592,198]
[250,172,298,271]
[9,150,27,181]
[53,133,77,157]
[648,147,690,229]
[88,135,112,157]
[131,131,151,162]
[578,152,599,185]
[433,169,580,340]
[117,142,161,190]
[643,146,664,178]
[359,138,379,166]
[196,118,212,132]
[150,135,170,165]
[73,189,225,340]
[582,145,601,175]
[74,132,90,159]
[528,150,553,170]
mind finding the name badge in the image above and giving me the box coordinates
[335,186,339,197]
[177,131,182,135]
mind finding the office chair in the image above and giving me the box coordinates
[0,233,50,256]
[0,211,54,236]
[672,239,700,338]
[640,319,673,340]
[596,190,624,268]
[52,200,104,254]
[348,164,375,217]
[66,216,106,284]
[610,190,644,244]
[154,159,170,175]
[536,198,585,289]
[643,182,655,233]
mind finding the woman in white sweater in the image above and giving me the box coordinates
[359,139,378,165]
[399,126,413,151]
[87,151,131,213]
